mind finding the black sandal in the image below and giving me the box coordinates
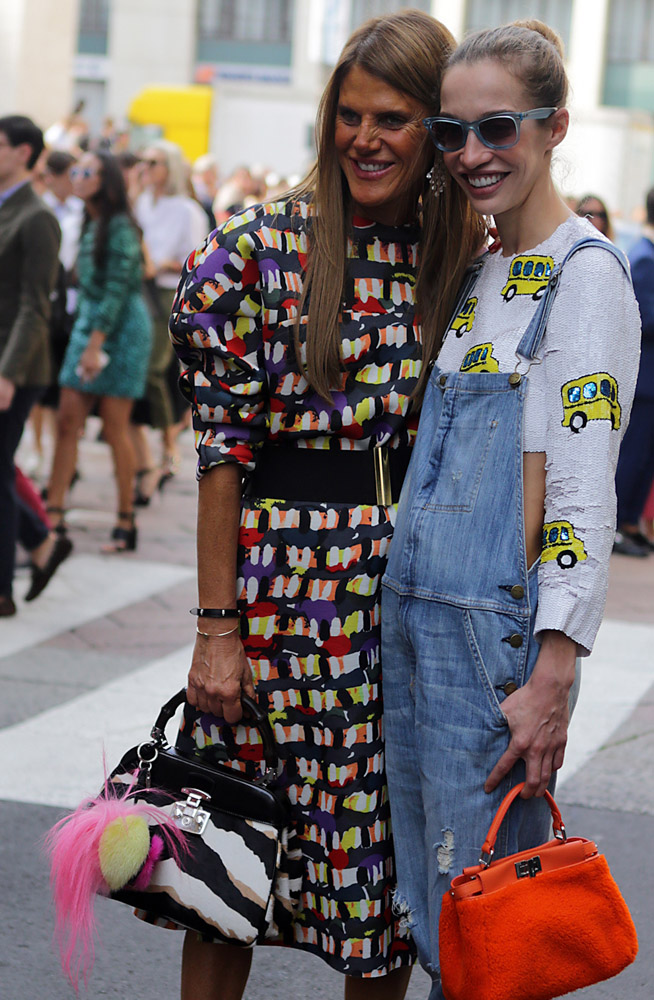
[134,468,161,507]
[46,506,69,536]
[101,512,137,554]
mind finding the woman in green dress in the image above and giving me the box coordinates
[47,151,152,552]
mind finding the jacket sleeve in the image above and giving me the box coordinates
[630,251,654,342]
[93,218,143,338]
[169,215,268,477]
[0,208,60,384]
[534,247,641,655]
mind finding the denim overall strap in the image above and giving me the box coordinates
[516,236,632,363]
[449,255,487,326]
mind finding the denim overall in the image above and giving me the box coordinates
[381,237,629,997]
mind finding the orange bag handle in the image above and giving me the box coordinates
[479,782,566,865]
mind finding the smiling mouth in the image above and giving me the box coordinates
[354,160,392,174]
[466,173,505,189]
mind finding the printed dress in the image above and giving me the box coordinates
[169,198,421,976]
[59,215,152,399]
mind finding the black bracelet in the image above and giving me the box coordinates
[190,608,239,619]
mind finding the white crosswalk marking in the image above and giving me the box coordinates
[0,616,651,810]
[2,554,193,658]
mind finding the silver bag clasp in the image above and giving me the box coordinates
[172,787,211,835]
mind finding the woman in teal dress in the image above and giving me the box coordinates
[47,151,152,552]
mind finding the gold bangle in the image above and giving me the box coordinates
[196,625,239,638]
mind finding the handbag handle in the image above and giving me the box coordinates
[150,688,280,770]
[480,783,566,864]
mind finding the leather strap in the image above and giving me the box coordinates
[481,782,564,856]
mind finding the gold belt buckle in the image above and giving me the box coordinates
[373,447,392,506]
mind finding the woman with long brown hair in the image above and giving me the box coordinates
[167,11,482,999]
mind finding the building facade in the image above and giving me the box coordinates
[2,0,654,220]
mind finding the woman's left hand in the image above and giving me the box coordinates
[485,631,577,798]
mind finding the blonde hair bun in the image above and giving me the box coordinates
[511,18,565,59]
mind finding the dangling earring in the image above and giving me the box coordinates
[427,161,446,196]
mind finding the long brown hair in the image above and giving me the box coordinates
[290,10,485,403]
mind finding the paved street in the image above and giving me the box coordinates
[2,420,653,999]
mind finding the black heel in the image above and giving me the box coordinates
[46,507,69,536]
[102,511,137,554]
[134,468,160,507]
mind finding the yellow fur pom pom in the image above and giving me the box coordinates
[98,814,150,890]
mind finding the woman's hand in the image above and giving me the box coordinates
[78,330,108,382]
[485,631,576,798]
[187,629,255,723]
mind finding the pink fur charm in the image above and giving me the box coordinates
[44,778,187,992]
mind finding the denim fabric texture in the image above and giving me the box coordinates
[380,238,605,983]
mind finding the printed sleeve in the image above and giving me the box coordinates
[535,248,641,654]
[94,219,142,337]
[169,218,268,477]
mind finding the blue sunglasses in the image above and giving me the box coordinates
[423,108,558,152]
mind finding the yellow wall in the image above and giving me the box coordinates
[128,85,212,162]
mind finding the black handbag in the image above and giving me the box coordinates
[106,689,301,943]
[47,690,302,987]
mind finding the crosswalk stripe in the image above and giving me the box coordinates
[1,553,194,658]
[0,617,651,811]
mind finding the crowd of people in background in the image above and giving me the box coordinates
[1,103,654,619]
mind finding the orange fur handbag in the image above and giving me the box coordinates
[439,783,638,1000]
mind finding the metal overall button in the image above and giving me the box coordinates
[439,374,447,387]
[510,584,524,600]
[502,633,523,648]
[508,372,521,387]
[503,681,518,696]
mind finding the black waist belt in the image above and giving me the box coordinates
[244,445,412,505]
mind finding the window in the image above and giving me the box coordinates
[583,382,598,400]
[198,0,293,44]
[77,0,109,55]
[465,0,572,51]
[196,0,294,67]
[351,0,430,30]
[568,385,581,403]
[604,0,654,110]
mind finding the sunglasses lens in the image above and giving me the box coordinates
[478,116,518,148]
[431,120,465,151]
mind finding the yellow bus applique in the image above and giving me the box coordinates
[450,296,477,337]
[541,520,587,569]
[561,373,621,432]
[501,255,554,301]
[460,342,499,373]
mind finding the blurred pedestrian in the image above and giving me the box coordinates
[45,151,152,553]
[191,153,218,230]
[614,186,654,555]
[575,192,615,241]
[132,140,207,502]
[0,115,63,617]
[29,150,84,470]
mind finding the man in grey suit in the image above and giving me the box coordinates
[0,115,70,616]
